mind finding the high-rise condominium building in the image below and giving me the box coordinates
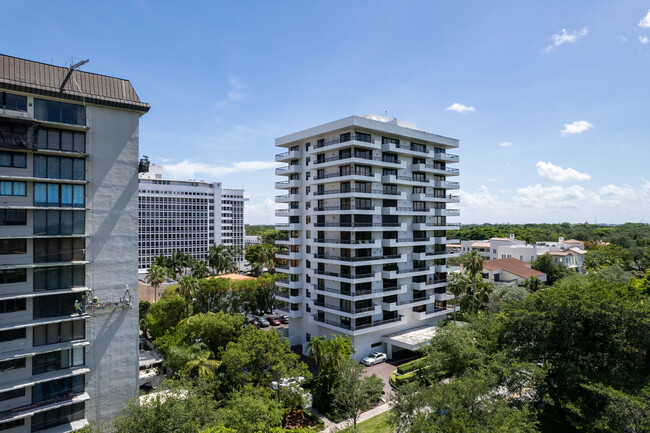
[0,55,149,432]
[274,114,460,360]
[138,164,246,272]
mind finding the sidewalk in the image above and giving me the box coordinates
[316,401,392,433]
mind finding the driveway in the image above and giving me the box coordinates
[362,360,398,400]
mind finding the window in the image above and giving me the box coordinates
[33,265,85,291]
[32,347,85,375]
[0,387,25,402]
[34,155,85,180]
[33,210,85,235]
[0,298,26,314]
[382,136,399,145]
[0,180,26,196]
[0,419,25,431]
[0,150,27,168]
[34,99,86,126]
[32,374,84,404]
[0,268,26,284]
[0,328,26,342]
[0,209,26,226]
[33,293,84,319]
[1,92,27,111]
[33,320,85,346]
[355,132,371,143]
[37,128,86,152]
[0,358,25,373]
[30,402,85,431]
[33,238,85,263]
[34,183,85,207]
[0,239,26,254]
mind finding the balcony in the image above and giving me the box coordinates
[313,284,407,301]
[275,208,302,217]
[382,206,432,215]
[312,300,379,317]
[412,279,448,290]
[275,149,302,162]
[411,223,462,231]
[382,237,431,247]
[433,180,460,189]
[381,141,430,155]
[411,163,460,176]
[312,133,377,151]
[275,290,303,304]
[413,305,457,320]
[275,179,301,189]
[382,266,433,279]
[381,174,430,186]
[433,208,460,217]
[276,237,302,246]
[275,222,302,231]
[275,165,301,176]
[275,193,302,203]
[411,193,460,203]
[313,205,377,215]
[312,188,405,200]
[382,295,433,311]
[313,222,406,232]
[312,238,380,248]
[312,270,381,283]
[432,152,460,163]
[312,253,405,266]
[275,280,302,289]
[312,314,405,334]
[311,171,380,184]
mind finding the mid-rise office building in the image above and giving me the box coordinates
[0,55,148,431]
[138,164,246,272]
[274,114,460,360]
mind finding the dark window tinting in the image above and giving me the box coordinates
[0,268,27,284]
[33,238,85,263]
[0,419,24,431]
[32,375,84,404]
[30,402,84,432]
[0,209,26,226]
[0,387,25,402]
[0,239,26,254]
[33,155,85,180]
[33,293,84,319]
[1,92,27,112]
[33,210,85,235]
[33,320,85,347]
[33,265,85,291]
[0,150,27,168]
[34,99,86,126]
[0,328,26,342]
[36,128,86,153]
[0,298,26,314]
[32,347,85,375]
[0,357,26,372]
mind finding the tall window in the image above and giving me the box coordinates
[0,150,27,168]
[34,183,84,207]
[0,181,26,196]
[34,99,86,126]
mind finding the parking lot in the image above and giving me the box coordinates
[362,359,398,400]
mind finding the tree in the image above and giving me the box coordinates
[218,326,310,392]
[246,244,277,276]
[531,253,571,285]
[177,275,199,317]
[447,273,469,323]
[146,265,168,301]
[152,253,173,270]
[522,276,543,292]
[215,390,284,433]
[193,277,233,314]
[461,251,484,313]
[474,277,493,309]
[182,345,220,381]
[331,358,384,428]
[191,260,211,279]
[171,250,193,278]
[145,291,187,340]
[208,244,236,275]
[307,334,354,412]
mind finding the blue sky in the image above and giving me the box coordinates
[3,1,650,224]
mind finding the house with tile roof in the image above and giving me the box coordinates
[481,258,547,286]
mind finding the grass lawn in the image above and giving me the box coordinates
[340,411,393,433]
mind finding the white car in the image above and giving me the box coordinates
[361,352,388,366]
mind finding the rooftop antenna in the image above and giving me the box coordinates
[60,58,89,94]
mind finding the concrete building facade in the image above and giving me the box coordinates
[0,55,148,431]
[138,164,246,272]
[274,114,460,360]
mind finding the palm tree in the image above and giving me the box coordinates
[182,344,220,380]
[523,276,543,292]
[171,251,193,278]
[461,251,485,314]
[177,275,199,317]
[152,254,172,269]
[207,243,235,275]
[145,265,168,302]
[475,278,493,309]
[191,260,210,279]
[448,272,469,323]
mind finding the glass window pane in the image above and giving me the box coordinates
[60,158,73,180]
[61,184,73,207]
[13,152,26,168]
[34,183,47,206]
[13,182,25,196]
[61,103,74,124]
[73,238,85,261]
[47,156,61,179]
[60,238,73,262]
[46,323,59,344]
[33,325,46,346]
[47,267,60,289]
[60,321,72,342]
[0,152,10,167]
[0,182,11,195]
[72,320,84,340]
[60,348,69,369]
[73,133,85,152]
[72,266,84,287]
[73,159,85,180]
[33,268,47,291]
[72,347,84,366]
[60,266,72,288]
[60,211,73,235]
[73,105,86,125]
[73,185,84,208]
[34,99,48,121]
[73,211,85,234]
[46,210,60,235]
[47,130,60,150]
[33,239,46,263]
[61,132,73,151]
[33,211,47,235]
[47,100,60,122]
[47,239,58,263]
[47,184,59,206]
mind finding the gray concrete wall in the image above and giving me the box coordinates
[83,104,141,424]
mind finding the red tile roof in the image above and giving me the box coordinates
[483,258,546,279]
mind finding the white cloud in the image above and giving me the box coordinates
[561,120,593,136]
[245,198,276,223]
[617,35,628,42]
[163,160,279,180]
[446,103,476,113]
[640,36,649,44]
[216,75,246,108]
[544,27,588,52]
[498,141,514,147]
[515,184,599,209]
[458,185,503,209]
[639,10,650,28]
[536,161,591,182]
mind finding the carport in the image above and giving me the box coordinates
[382,325,441,360]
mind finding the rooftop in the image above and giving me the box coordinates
[0,54,150,112]
[483,258,546,279]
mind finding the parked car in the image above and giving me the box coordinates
[266,316,282,326]
[256,317,270,327]
[361,352,388,366]
[279,315,289,324]
[248,318,262,328]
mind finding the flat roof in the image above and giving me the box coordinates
[383,325,441,351]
